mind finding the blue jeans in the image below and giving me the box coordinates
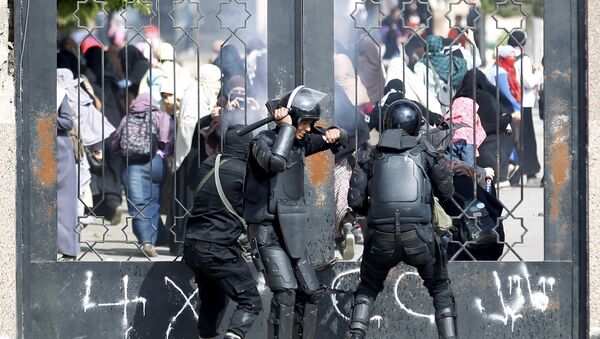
[121,155,166,245]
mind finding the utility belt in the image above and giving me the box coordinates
[370,222,430,234]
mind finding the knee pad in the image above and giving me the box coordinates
[303,286,326,305]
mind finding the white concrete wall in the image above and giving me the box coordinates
[588,2,600,337]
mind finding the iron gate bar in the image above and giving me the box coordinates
[577,0,589,337]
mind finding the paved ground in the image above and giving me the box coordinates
[76,113,545,263]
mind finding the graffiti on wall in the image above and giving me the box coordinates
[329,263,558,332]
[80,263,558,337]
[82,271,198,338]
[474,265,557,331]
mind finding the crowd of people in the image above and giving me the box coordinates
[56,19,269,260]
[332,19,544,260]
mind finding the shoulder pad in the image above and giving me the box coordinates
[254,129,277,142]
[417,139,439,157]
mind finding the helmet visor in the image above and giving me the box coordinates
[286,86,328,113]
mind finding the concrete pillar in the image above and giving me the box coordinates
[588,2,600,337]
[0,0,17,336]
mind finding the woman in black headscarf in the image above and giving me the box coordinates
[118,45,150,96]
[454,69,515,183]
[368,79,445,131]
[212,44,244,87]
[84,46,127,224]
[441,69,514,261]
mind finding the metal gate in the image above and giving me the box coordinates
[15,0,587,338]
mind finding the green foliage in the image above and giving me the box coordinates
[480,0,544,18]
[57,0,151,28]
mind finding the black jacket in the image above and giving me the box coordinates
[185,155,246,245]
[185,125,252,245]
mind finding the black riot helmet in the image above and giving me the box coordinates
[276,86,327,126]
[383,99,422,136]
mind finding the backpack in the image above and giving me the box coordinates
[119,109,158,162]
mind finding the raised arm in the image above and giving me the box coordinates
[252,125,296,173]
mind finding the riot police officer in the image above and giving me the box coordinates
[346,99,457,339]
[244,86,348,339]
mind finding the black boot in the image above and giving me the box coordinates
[435,307,458,338]
[347,294,372,339]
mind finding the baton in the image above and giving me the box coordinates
[236,98,280,136]
[236,115,276,136]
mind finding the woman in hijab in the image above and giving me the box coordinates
[56,66,116,226]
[215,75,264,137]
[455,69,515,184]
[486,45,521,113]
[167,64,222,255]
[119,45,151,97]
[82,42,128,224]
[414,35,468,107]
[385,49,444,116]
[445,77,493,189]
[56,89,79,260]
[441,71,508,261]
[333,59,371,257]
[486,45,522,184]
[212,44,244,88]
[357,38,385,103]
[112,92,173,257]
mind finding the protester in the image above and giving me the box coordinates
[385,53,445,117]
[414,35,468,109]
[357,38,385,103]
[213,44,244,88]
[459,69,515,186]
[112,93,173,257]
[168,64,222,255]
[56,59,116,225]
[213,75,265,137]
[139,42,194,103]
[333,53,371,258]
[509,31,543,186]
[56,91,79,261]
[82,39,126,225]
[118,45,151,98]
[486,45,522,184]
[445,76,495,189]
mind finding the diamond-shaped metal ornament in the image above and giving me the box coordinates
[119,0,158,32]
[74,0,108,30]
[216,0,251,33]
[399,0,432,32]
[170,0,204,32]
[351,0,384,32]
[492,0,527,33]
[445,0,480,30]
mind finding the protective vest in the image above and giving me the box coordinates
[368,131,433,225]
